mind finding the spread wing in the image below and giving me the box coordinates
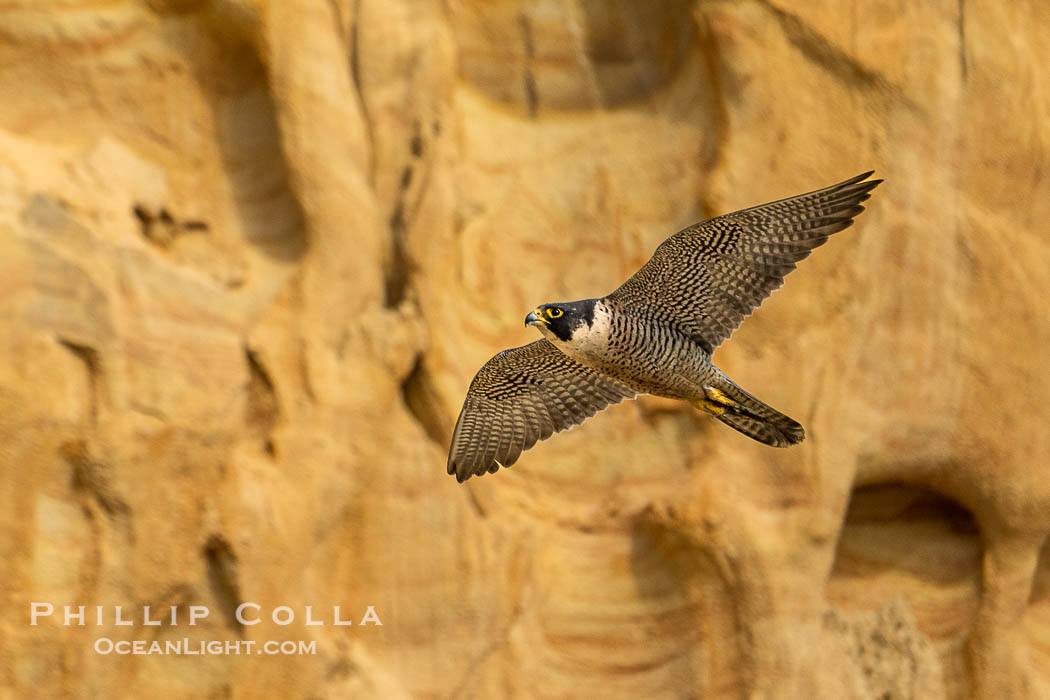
[447,340,636,482]
[607,171,881,351]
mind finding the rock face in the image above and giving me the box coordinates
[2,1,1049,698]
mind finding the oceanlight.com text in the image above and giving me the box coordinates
[93,638,317,655]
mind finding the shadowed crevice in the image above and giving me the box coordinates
[58,337,102,427]
[400,353,449,448]
[1030,537,1050,605]
[245,347,279,457]
[178,13,309,265]
[346,0,377,186]
[830,481,980,695]
[518,13,539,118]
[132,203,210,250]
[755,0,907,100]
[63,440,131,520]
[204,535,245,637]
[384,121,430,308]
[385,195,411,307]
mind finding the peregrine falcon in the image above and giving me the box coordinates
[447,171,881,482]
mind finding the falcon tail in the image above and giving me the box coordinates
[692,374,805,447]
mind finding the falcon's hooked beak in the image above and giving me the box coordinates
[525,309,548,327]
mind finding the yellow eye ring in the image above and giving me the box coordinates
[546,308,563,319]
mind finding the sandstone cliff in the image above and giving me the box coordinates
[2,1,1049,698]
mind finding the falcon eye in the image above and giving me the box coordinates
[546,308,563,319]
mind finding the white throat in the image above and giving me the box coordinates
[550,300,611,365]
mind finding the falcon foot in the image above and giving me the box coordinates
[691,387,736,416]
[691,399,725,416]
[703,386,735,407]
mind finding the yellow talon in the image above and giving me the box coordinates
[691,398,726,416]
[703,386,735,407]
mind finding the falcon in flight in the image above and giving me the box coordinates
[447,172,881,482]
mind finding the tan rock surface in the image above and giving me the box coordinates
[2,1,1049,698]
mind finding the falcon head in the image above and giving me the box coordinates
[525,300,595,342]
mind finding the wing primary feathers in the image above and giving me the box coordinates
[607,171,880,350]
